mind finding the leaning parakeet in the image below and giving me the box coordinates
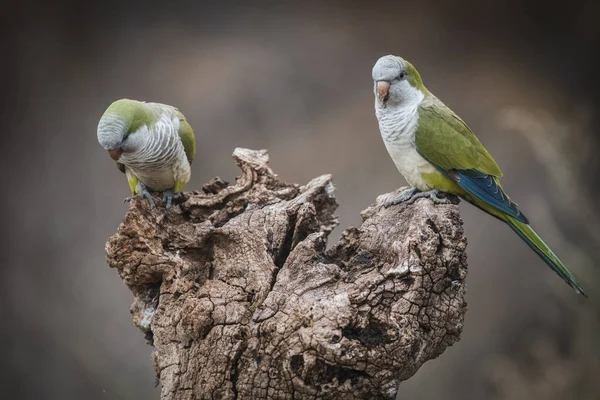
[372,55,585,296]
[97,99,196,209]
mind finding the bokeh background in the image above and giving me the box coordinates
[2,0,599,399]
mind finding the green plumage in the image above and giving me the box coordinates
[372,54,586,296]
[177,111,196,164]
[98,98,197,207]
[416,97,502,177]
[416,94,585,296]
[103,99,160,133]
[503,215,585,295]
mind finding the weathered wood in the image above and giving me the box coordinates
[105,148,468,400]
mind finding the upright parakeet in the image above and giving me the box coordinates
[371,55,585,296]
[97,99,196,209]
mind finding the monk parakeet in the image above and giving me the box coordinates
[97,99,196,209]
[372,55,585,296]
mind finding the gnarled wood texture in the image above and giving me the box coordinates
[104,148,468,400]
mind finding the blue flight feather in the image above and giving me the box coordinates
[440,168,529,224]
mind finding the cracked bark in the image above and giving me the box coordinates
[105,148,468,400]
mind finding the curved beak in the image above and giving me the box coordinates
[376,80,391,102]
[108,148,123,161]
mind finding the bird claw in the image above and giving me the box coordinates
[161,190,181,210]
[382,187,418,207]
[123,188,156,209]
[410,189,452,205]
[383,188,451,207]
[143,190,156,209]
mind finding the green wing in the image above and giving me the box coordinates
[415,96,502,177]
[177,111,196,164]
[416,96,528,223]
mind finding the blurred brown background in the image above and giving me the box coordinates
[1,0,599,399]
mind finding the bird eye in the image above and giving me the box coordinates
[399,71,406,79]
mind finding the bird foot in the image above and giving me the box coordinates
[124,188,156,209]
[161,190,182,210]
[383,188,451,207]
[409,189,452,205]
[382,187,418,207]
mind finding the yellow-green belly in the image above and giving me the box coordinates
[421,170,464,195]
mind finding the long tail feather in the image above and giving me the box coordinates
[502,215,586,296]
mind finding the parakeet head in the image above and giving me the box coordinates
[372,55,426,108]
[97,99,156,160]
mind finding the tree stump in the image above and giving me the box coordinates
[104,148,468,400]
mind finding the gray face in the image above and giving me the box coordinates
[372,55,404,83]
[372,55,419,108]
[97,114,131,160]
[97,114,127,151]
